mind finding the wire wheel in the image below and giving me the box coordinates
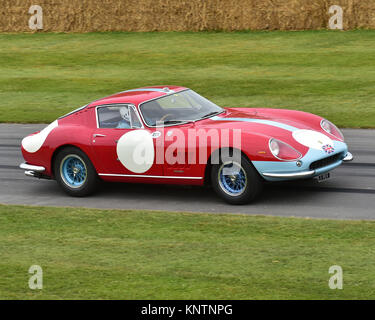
[60,154,87,189]
[218,161,247,197]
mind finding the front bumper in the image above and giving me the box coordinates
[262,170,315,179]
[262,151,354,179]
[20,162,50,179]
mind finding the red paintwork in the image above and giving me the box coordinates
[21,86,340,185]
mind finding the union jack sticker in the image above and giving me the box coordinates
[322,144,335,154]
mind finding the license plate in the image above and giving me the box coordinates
[315,172,331,182]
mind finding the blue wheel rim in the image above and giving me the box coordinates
[218,162,247,196]
[60,155,87,188]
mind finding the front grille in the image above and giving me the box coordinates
[309,153,343,171]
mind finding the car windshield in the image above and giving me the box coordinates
[139,89,224,126]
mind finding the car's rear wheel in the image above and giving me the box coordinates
[54,147,99,197]
[211,154,263,205]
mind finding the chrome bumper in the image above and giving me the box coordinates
[20,162,49,179]
[262,170,315,179]
[20,163,45,172]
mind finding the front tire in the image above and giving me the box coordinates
[54,147,99,197]
[211,154,263,205]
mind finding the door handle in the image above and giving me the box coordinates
[93,134,106,138]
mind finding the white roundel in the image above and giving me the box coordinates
[116,130,154,173]
[292,129,334,150]
[22,120,58,153]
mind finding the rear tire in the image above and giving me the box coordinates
[211,154,263,205]
[54,147,99,197]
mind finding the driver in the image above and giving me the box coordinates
[117,107,131,129]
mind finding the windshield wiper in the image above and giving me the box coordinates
[200,111,222,119]
[157,119,194,126]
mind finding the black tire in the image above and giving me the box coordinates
[211,153,263,205]
[54,146,99,197]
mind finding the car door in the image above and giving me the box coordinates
[91,104,163,177]
[161,125,194,177]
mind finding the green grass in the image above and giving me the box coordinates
[0,204,374,299]
[0,30,374,127]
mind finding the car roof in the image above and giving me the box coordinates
[87,85,188,108]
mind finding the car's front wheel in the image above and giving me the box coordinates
[211,154,263,205]
[54,147,99,197]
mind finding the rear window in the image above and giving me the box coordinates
[58,105,87,119]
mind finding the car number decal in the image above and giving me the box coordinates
[116,130,155,173]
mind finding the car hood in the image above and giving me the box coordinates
[199,107,340,154]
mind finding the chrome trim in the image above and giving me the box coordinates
[262,170,315,178]
[95,103,144,129]
[95,105,100,128]
[23,169,51,180]
[99,173,203,179]
[20,163,45,172]
[343,152,353,162]
[58,104,88,120]
[130,104,143,128]
[25,170,37,177]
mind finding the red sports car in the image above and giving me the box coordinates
[20,86,353,204]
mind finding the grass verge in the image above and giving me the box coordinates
[0,204,374,299]
[0,30,374,127]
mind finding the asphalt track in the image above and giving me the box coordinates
[0,124,374,220]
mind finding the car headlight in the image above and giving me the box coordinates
[269,138,302,161]
[321,119,344,141]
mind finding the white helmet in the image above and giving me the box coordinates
[119,107,130,122]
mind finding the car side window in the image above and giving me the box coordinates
[97,105,142,129]
[130,107,142,128]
